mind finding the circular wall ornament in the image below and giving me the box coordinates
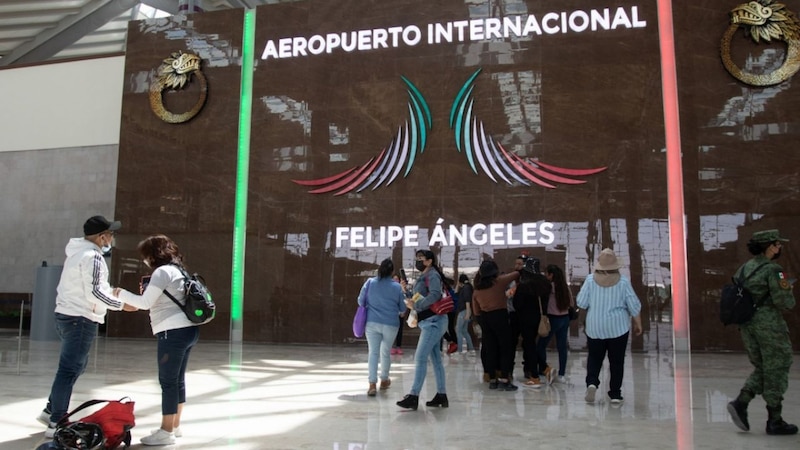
[721,0,800,86]
[149,51,208,123]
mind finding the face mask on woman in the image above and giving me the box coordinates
[415,260,426,271]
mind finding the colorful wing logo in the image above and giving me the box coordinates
[292,76,432,195]
[450,69,606,189]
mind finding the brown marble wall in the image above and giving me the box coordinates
[112,1,800,351]
[246,0,667,346]
[675,2,800,351]
[110,9,245,338]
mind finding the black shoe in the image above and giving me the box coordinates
[489,380,498,389]
[727,400,750,431]
[396,394,419,410]
[766,419,799,435]
[425,393,449,408]
[500,381,518,391]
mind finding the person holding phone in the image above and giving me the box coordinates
[397,250,450,410]
[114,235,199,445]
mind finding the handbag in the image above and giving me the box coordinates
[538,296,551,338]
[352,279,371,338]
[430,285,454,315]
[53,397,135,449]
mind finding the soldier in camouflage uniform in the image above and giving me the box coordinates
[727,229,797,435]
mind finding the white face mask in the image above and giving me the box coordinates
[100,234,113,255]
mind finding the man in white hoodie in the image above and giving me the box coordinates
[36,215,130,437]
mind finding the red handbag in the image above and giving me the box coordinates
[56,397,136,449]
[430,287,454,315]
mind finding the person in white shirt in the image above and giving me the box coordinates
[115,234,199,446]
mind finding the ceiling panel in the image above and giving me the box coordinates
[0,0,283,68]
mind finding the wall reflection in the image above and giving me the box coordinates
[113,1,800,351]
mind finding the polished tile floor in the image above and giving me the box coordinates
[0,331,798,449]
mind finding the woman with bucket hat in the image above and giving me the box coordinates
[576,248,642,404]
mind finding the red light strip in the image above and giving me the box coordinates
[657,0,693,447]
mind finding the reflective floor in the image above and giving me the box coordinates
[0,331,798,449]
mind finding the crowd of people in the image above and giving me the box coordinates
[357,246,649,411]
[40,217,795,441]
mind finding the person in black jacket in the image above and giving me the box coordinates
[455,274,475,354]
[513,258,551,387]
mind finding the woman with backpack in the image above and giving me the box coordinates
[114,235,198,446]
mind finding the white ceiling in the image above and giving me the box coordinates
[0,0,272,68]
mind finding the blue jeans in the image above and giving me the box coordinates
[455,310,474,352]
[47,313,99,423]
[365,321,399,383]
[157,326,199,415]
[537,314,570,376]
[411,314,448,395]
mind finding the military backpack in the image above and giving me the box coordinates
[719,262,768,326]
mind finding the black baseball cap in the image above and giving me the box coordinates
[83,215,121,236]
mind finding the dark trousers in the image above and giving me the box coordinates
[157,326,199,415]
[477,315,488,374]
[443,311,457,343]
[586,332,629,399]
[482,309,514,379]
[393,315,404,347]
[508,311,521,376]
[518,316,540,379]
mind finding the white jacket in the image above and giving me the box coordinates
[54,237,123,323]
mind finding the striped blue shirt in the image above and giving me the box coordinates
[576,274,641,339]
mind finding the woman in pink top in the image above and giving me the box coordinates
[536,265,575,384]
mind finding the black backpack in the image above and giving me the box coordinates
[164,264,216,325]
[720,262,768,326]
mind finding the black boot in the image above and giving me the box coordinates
[396,394,419,410]
[727,399,750,431]
[425,393,449,408]
[766,406,798,435]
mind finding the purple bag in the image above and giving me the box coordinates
[352,279,371,338]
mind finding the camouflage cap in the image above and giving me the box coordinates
[751,229,789,244]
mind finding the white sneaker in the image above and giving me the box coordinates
[556,376,567,384]
[36,409,51,426]
[141,428,175,446]
[44,423,57,439]
[585,385,598,403]
[152,427,182,438]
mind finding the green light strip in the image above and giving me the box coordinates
[231,8,255,328]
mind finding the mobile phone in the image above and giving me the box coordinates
[399,269,408,282]
[140,275,151,294]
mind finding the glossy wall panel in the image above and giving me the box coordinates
[110,1,800,350]
[675,2,800,350]
[110,9,245,338]
[247,0,669,346]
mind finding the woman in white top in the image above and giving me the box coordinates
[115,235,198,446]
